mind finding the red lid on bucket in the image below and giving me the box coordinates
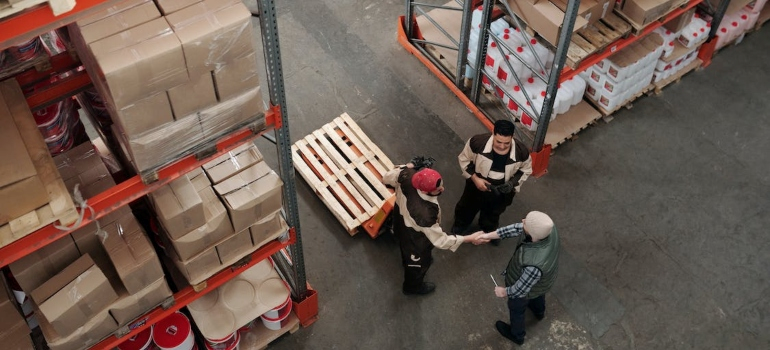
[153,312,192,349]
[117,327,153,350]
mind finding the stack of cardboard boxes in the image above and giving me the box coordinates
[582,34,664,111]
[68,0,265,174]
[8,143,172,350]
[151,144,287,285]
[0,277,33,349]
[505,0,615,45]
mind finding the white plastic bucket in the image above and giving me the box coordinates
[153,312,195,350]
[260,299,293,331]
[205,331,240,350]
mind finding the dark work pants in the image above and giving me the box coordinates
[393,206,434,291]
[506,295,546,341]
[453,178,514,232]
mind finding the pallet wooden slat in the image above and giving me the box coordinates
[293,140,362,233]
[308,130,378,217]
[292,114,395,236]
[651,58,702,94]
[566,14,631,68]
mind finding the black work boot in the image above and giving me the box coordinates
[495,321,524,345]
[403,282,436,295]
[450,225,468,235]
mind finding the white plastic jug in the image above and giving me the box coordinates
[526,39,550,69]
[514,46,538,74]
[565,76,586,105]
[497,55,522,88]
[523,77,547,102]
[471,6,484,29]
[490,18,510,36]
[501,33,523,53]
[485,42,504,74]
[555,84,572,114]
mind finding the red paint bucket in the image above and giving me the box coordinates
[204,331,240,350]
[117,326,154,350]
[152,312,195,350]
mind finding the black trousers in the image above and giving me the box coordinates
[453,178,515,232]
[393,206,434,291]
[506,295,546,341]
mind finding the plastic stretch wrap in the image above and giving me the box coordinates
[165,0,255,76]
[117,87,265,173]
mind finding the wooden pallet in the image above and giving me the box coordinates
[649,58,702,95]
[0,80,77,248]
[567,13,632,68]
[0,0,75,19]
[586,84,654,116]
[292,113,395,238]
[239,312,301,350]
[614,0,690,36]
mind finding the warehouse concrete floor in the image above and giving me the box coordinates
[245,1,770,349]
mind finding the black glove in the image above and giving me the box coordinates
[409,156,436,170]
[486,183,501,196]
[495,181,516,194]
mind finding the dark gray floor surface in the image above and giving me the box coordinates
[245,1,770,349]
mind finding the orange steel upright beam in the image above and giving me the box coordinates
[397,15,494,132]
[0,113,277,267]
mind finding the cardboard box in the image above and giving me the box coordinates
[167,72,217,119]
[53,142,102,182]
[39,307,117,350]
[76,0,151,26]
[109,277,172,326]
[213,162,283,232]
[9,235,80,293]
[77,1,161,44]
[189,166,211,192]
[198,86,265,139]
[125,113,204,172]
[0,277,32,350]
[215,227,252,264]
[166,0,254,76]
[155,0,200,15]
[620,0,671,26]
[151,175,205,238]
[550,0,605,24]
[70,206,132,281]
[506,0,588,46]
[212,52,260,101]
[249,211,288,248]
[202,143,264,185]
[168,187,233,260]
[63,165,116,199]
[30,255,118,335]
[91,18,189,108]
[172,245,220,284]
[0,95,48,224]
[663,7,694,32]
[114,91,175,137]
[101,213,165,294]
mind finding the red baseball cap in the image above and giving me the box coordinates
[412,169,442,193]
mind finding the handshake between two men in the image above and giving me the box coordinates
[461,230,502,245]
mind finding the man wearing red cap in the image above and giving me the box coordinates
[382,161,487,295]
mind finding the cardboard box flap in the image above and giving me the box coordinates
[89,17,173,56]
[30,254,96,306]
[155,0,201,15]
[77,0,150,26]
[53,142,100,182]
[223,171,283,210]
[213,161,272,197]
[78,1,161,44]
[203,143,264,185]
[8,235,80,293]
[190,166,211,192]
[169,186,233,260]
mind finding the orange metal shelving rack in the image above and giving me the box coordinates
[0,0,319,348]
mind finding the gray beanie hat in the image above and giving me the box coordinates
[524,211,553,242]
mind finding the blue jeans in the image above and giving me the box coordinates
[507,295,546,341]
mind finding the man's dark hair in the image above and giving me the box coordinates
[493,119,515,137]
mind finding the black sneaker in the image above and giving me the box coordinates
[403,282,436,295]
[495,321,524,345]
